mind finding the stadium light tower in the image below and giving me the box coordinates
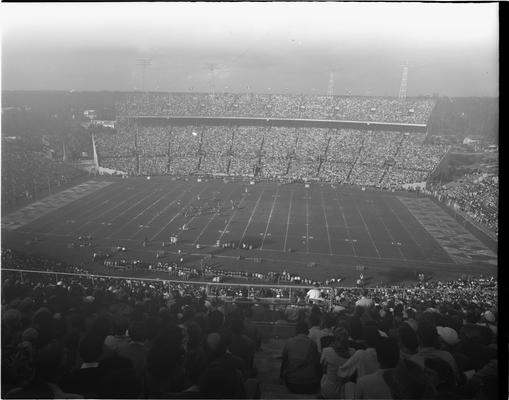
[398,64,408,101]
[136,58,152,93]
[327,72,334,96]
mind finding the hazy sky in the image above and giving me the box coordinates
[0,2,499,96]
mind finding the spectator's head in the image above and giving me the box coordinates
[322,313,336,329]
[208,310,224,333]
[465,311,480,324]
[32,307,53,335]
[384,359,436,399]
[21,328,39,344]
[90,313,112,339]
[424,357,457,394]
[309,313,321,327]
[398,323,419,354]
[2,309,22,332]
[376,336,400,369]
[128,321,147,343]
[364,325,380,348]
[199,363,244,399]
[205,332,228,359]
[332,325,350,358]
[112,316,129,336]
[231,317,244,335]
[185,320,203,350]
[418,321,440,348]
[34,340,66,383]
[349,317,363,340]
[296,321,309,335]
[79,333,103,363]
[147,331,186,383]
[436,326,459,348]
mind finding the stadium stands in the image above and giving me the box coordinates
[96,122,449,190]
[1,143,86,208]
[103,94,444,188]
[429,173,498,235]
[116,93,435,124]
[1,247,498,399]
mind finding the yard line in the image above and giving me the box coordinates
[44,183,129,234]
[335,196,357,257]
[305,190,310,253]
[109,183,183,239]
[260,186,280,250]
[321,191,333,256]
[217,187,251,243]
[67,190,144,236]
[128,185,189,239]
[370,200,405,260]
[193,184,239,245]
[149,184,210,241]
[349,196,382,259]
[377,199,414,260]
[92,190,162,236]
[383,198,431,262]
[239,189,265,244]
[13,229,458,266]
[283,190,294,252]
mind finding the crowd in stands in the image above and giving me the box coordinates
[96,125,449,190]
[1,247,498,399]
[1,143,86,208]
[115,93,435,124]
[230,127,263,176]
[428,173,498,235]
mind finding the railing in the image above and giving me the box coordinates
[1,268,496,295]
[1,268,335,307]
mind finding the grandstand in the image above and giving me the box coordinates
[95,93,447,190]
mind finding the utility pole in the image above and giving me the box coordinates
[398,64,408,101]
[136,58,152,93]
[327,72,334,96]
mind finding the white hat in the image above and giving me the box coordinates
[84,295,95,303]
[436,326,459,346]
[483,311,495,323]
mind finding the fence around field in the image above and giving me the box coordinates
[1,268,334,307]
[2,268,496,296]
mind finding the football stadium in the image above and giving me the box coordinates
[1,3,499,399]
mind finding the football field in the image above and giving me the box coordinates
[1,176,497,286]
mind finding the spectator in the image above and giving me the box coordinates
[317,313,336,352]
[320,325,355,398]
[280,321,321,394]
[354,336,400,399]
[117,320,148,378]
[383,358,437,399]
[228,317,256,374]
[397,322,419,361]
[412,321,460,383]
[338,325,380,380]
[97,356,142,399]
[60,334,103,397]
[6,341,82,399]
[355,289,374,309]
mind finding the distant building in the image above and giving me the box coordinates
[94,120,116,129]
[463,137,481,145]
[84,110,97,120]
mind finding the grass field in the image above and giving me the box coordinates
[1,176,497,286]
